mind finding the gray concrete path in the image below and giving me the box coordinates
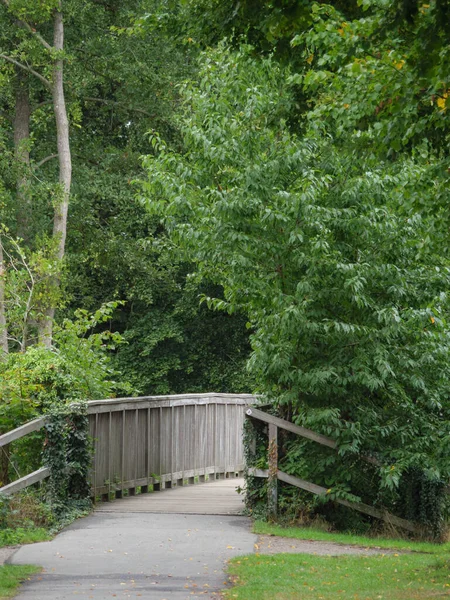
[9,479,255,599]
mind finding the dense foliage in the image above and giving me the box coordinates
[144,39,450,533]
[1,0,450,534]
[0,0,252,401]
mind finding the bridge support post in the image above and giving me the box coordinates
[268,423,278,518]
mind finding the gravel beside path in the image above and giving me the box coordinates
[0,546,19,566]
[256,534,397,556]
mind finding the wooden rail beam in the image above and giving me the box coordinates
[246,408,337,449]
[248,468,419,533]
[0,417,46,448]
[245,407,381,467]
[0,467,50,496]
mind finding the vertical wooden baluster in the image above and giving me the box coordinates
[202,402,208,483]
[107,411,112,501]
[213,403,217,480]
[169,404,174,488]
[156,406,162,491]
[93,412,98,500]
[194,403,197,483]
[182,404,186,485]
[133,408,138,494]
[224,402,228,478]
[146,406,150,491]
[116,410,124,499]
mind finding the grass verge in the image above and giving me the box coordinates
[225,551,450,599]
[0,528,51,549]
[0,565,40,599]
[224,523,450,599]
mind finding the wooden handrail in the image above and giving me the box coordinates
[246,407,381,466]
[0,467,50,496]
[0,393,255,498]
[246,407,423,532]
[0,417,46,448]
[248,468,419,534]
[246,407,337,449]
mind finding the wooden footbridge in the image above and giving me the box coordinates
[0,393,254,515]
[0,393,427,531]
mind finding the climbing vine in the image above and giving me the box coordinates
[43,402,92,516]
[399,469,448,541]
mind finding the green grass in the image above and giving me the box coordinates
[225,552,450,599]
[0,565,40,599]
[253,521,450,554]
[0,528,51,549]
[224,523,450,599]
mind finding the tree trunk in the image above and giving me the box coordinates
[0,445,10,488]
[0,234,8,358]
[38,4,71,348]
[13,71,31,242]
[0,233,9,485]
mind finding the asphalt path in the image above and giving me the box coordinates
[9,511,256,599]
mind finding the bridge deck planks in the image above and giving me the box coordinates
[94,477,245,515]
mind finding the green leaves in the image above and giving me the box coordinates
[143,42,450,530]
[43,402,91,516]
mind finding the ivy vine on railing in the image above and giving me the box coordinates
[43,402,92,516]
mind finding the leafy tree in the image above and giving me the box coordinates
[144,44,450,526]
[0,0,252,398]
[0,0,73,345]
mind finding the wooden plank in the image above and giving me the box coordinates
[87,394,256,415]
[246,408,337,449]
[94,478,245,515]
[246,408,382,468]
[213,403,217,480]
[92,466,227,495]
[249,468,418,533]
[92,412,98,497]
[0,467,50,496]
[147,407,151,487]
[248,468,268,478]
[194,403,198,479]
[0,417,46,447]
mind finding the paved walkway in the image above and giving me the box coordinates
[9,479,255,599]
[8,478,393,598]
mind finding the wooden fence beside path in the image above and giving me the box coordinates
[0,393,255,499]
[245,407,420,534]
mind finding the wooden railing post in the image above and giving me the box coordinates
[268,423,278,518]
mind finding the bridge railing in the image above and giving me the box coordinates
[89,393,253,499]
[0,393,254,499]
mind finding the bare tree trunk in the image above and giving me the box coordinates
[13,71,31,242]
[38,4,71,348]
[0,234,9,485]
[0,235,8,358]
[0,446,10,488]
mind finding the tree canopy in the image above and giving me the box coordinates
[1,0,450,531]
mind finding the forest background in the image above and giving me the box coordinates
[1,0,450,533]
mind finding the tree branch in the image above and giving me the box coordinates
[0,54,51,88]
[34,154,58,169]
[83,96,154,118]
[0,0,52,51]
[33,96,162,120]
